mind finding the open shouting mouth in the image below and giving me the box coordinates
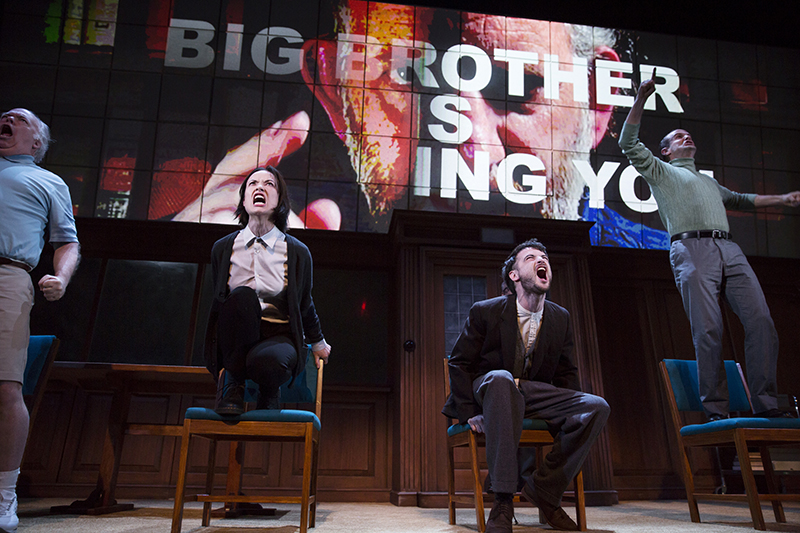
[536,265,548,280]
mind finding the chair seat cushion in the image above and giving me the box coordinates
[680,416,800,436]
[185,407,321,431]
[447,417,550,437]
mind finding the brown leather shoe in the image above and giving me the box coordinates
[521,482,578,531]
[485,496,514,533]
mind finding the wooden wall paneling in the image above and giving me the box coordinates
[315,388,391,499]
[116,394,178,485]
[19,386,76,495]
[391,244,422,505]
[560,254,616,504]
[593,280,683,499]
[57,390,113,486]
[317,397,376,478]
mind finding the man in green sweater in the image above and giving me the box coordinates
[620,72,800,421]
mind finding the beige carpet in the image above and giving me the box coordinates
[16,498,800,532]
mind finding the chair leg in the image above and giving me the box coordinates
[202,438,218,526]
[310,436,320,528]
[735,433,766,530]
[300,426,314,533]
[536,447,546,525]
[446,442,457,526]
[678,445,701,523]
[759,446,786,523]
[468,431,486,533]
[224,441,244,515]
[574,470,586,531]
[171,423,192,533]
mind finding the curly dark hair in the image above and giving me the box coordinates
[234,166,292,231]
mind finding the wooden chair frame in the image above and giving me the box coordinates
[659,359,800,531]
[443,359,586,532]
[171,362,324,533]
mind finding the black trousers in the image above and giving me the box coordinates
[217,286,297,400]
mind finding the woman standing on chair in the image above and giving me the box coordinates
[205,166,331,415]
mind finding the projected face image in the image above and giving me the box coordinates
[311,2,421,224]
[172,2,621,233]
[455,15,618,220]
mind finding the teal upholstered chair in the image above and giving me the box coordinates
[660,359,800,530]
[443,359,586,532]
[171,347,323,533]
[23,335,60,428]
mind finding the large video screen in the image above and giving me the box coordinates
[2,0,798,257]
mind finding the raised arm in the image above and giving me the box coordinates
[753,191,800,208]
[625,68,657,126]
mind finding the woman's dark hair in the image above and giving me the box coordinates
[234,166,292,231]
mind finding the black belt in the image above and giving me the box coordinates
[0,257,32,272]
[670,230,732,243]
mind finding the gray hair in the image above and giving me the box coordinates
[568,24,617,61]
[4,108,51,163]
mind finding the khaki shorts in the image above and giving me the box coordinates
[0,265,34,384]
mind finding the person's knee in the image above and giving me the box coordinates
[483,370,515,387]
[0,381,23,406]
[247,343,295,386]
[0,382,25,422]
[248,355,290,383]
[585,394,610,420]
[225,286,260,311]
[479,370,520,405]
[747,312,776,334]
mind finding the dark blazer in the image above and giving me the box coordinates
[442,294,579,425]
[203,230,324,384]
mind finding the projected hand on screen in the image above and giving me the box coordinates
[173,110,342,230]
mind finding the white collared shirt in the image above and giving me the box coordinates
[229,226,289,323]
[517,299,543,352]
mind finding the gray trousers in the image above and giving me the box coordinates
[472,370,609,506]
[670,238,779,416]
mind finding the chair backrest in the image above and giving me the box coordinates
[23,336,60,424]
[244,346,324,419]
[662,359,751,413]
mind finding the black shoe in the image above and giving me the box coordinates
[485,495,514,533]
[753,408,795,418]
[707,414,725,422]
[256,388,281,410]
[521,482,578,531]
[215,369,245,416]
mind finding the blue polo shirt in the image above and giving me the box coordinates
[0,154,78,269]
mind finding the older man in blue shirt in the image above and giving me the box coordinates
[0,108,80,533]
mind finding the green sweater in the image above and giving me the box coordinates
[619,122,756,237]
